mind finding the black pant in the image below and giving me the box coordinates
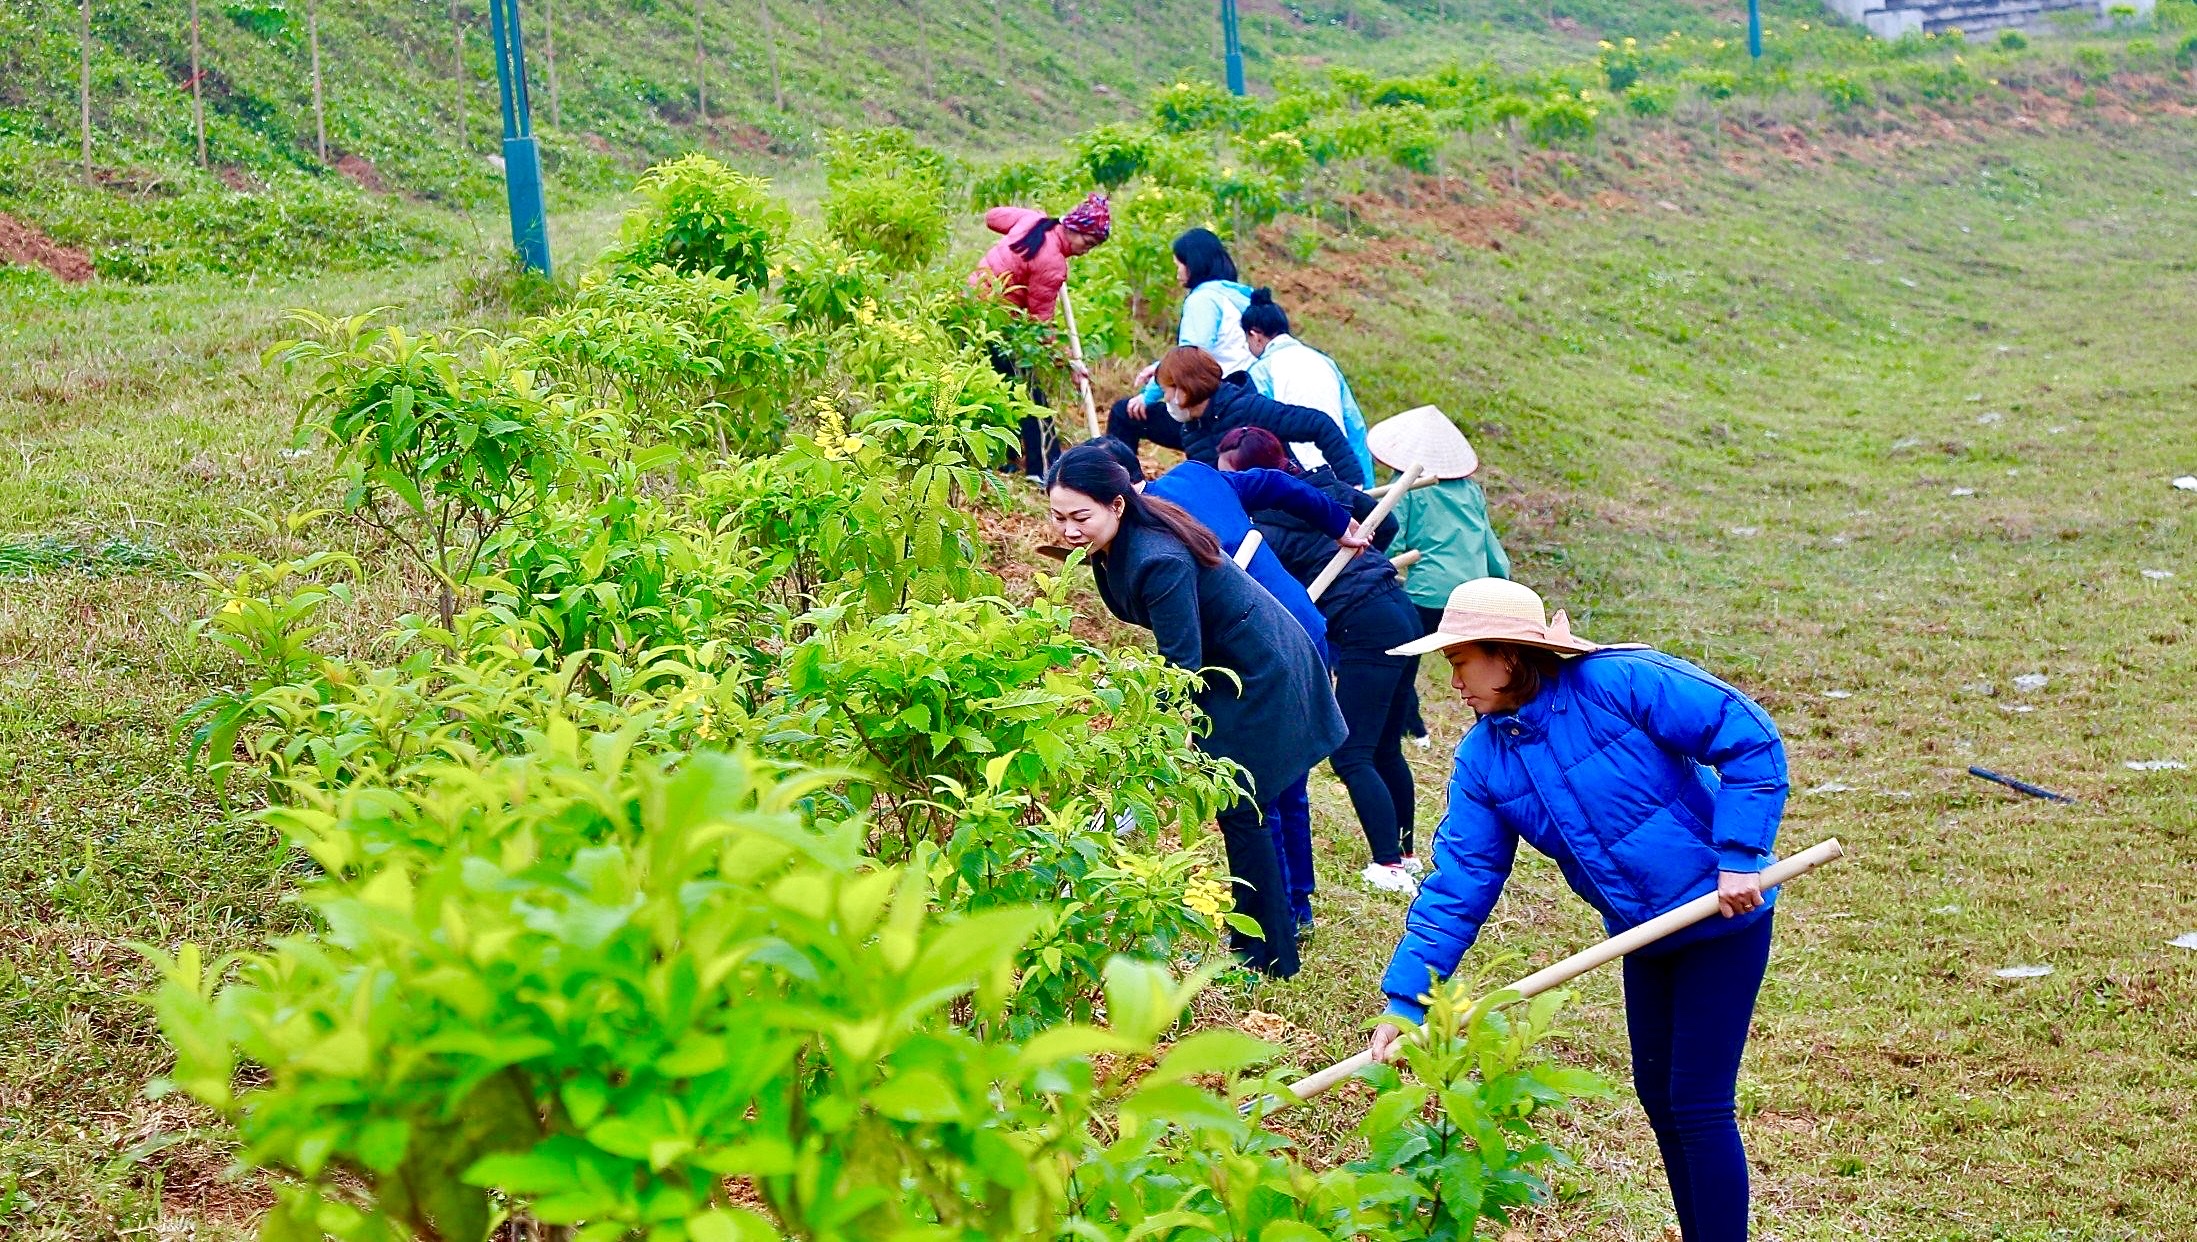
[1106,395,1185,456]
[1330,649,1417,866]
[991,347,1058,477]
[1400,602,1449,760]
[1216,796,1300,977]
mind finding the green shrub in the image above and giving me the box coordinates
[1625,83,1678,118]
[1381,104,1445,174]
[1818,72,1873,112]
[965,156,1078,212]
[1073,122,1154,191]
[528,269,804,454]
[1599,37,1645,92]
[150,745,1595,1240]
[2179,31,2197,68]
[1526,96,1598,145]
[1354,964,1612,1229]
[2075,45,2115,82]
[271,312,574,624]
[1149,80,1250,134]
[608,155,788,291]
[1996,28,2029,50]
[776,591,1237,844]
[821,127,960,191]
[775,233,878,331]
[1681,66,1740,100]
[824,175,951,274]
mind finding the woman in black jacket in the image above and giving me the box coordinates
[1152,347,1367,487]
[1045,443,1346,977]
[1218,426,1422,895]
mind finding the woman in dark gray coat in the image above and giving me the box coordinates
[1045,443,1346,977]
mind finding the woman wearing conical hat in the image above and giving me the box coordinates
[1364,404,1512,636]
[1371,579,1790,1242]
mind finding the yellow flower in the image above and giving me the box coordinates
[1712,37,1727,49]
[219,598,246,615]
[1183,874,1231,919]
[1624,36,1638,46]
[1599,39,1615,50]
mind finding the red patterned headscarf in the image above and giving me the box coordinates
[1061,192,1111,243]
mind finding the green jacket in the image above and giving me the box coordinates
[1391,478,1511,609]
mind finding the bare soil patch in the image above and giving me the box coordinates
[0,212,94,282]
[332,153,387,193]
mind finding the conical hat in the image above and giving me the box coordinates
[1366,405,1479,480]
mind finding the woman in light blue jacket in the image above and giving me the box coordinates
[1371,577,1789,1242]
[1241,287,1375,482]
[1106,228,1253,456]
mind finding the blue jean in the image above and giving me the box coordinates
[1621,911,1774,1242]
[1262,775,1314,925]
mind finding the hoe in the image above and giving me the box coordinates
[1279,837,1848,1105]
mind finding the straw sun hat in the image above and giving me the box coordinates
[1388,578,1600,659]
[1366,404,1479,480]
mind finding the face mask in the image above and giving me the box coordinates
[1164,400,1195,423]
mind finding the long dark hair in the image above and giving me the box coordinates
[1009,216,1061,261]
[1241,287,1291,338]
[1046,442,1223,567]
[1172,227,1238,289]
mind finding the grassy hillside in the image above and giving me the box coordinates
[0,0,1752,281]
[5,8,2197,1237]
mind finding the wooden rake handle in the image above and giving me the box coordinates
[1307,463,1423,603]
[1282,837,1848,1104]
[1231,528,1263,569]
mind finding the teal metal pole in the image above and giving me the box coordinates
[1220,0,1245,95]
[1747,0,1762,58]
[488,0,553,276]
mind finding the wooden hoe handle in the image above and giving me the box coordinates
[1283,837,1848,1103]
[1307,463,1423,603]
[1231,528,1263,570]
[1060,287,1101,440]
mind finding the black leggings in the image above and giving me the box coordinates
[990,347,1058,476]
[1329,650,1417,866]
[1105,395,1186,457]
[1216,796,1300,977]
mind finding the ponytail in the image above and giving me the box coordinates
[1009,217,1061,262]
[1135,494,1225,568]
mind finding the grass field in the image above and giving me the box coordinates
[5,89,2197,1241]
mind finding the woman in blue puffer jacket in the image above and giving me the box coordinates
[1370,577,1789,1242]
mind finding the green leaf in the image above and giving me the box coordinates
[687,1209,780,1242]
[1146,1029,1278,1085]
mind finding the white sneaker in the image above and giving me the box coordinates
[1397,854,1426,875]
[1413,733,1433,750]
[1362,862,1418,894]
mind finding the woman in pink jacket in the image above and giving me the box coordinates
[968,192,1110,480]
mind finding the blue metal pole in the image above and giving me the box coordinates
[488,0,553,276]
[1747,0,1762,59]
[1220,0,1245,96]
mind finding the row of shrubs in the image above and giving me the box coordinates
[152,147,1603,1239]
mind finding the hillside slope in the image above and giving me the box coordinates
[0,0,1754,278]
